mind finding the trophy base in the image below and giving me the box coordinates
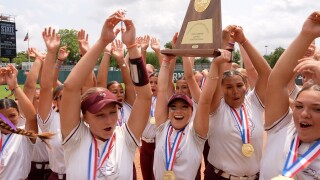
[161,49,221,57]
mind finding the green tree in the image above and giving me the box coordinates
[232,49,241,65]
[265,47,285,68]
[58,29,80,65]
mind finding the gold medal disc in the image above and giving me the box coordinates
[163,170,176,180]
[242,143,254,157]
[150,117,156,124]
[194,0,211,12]
[271,175,294,180]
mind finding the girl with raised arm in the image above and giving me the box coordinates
[260,11,320,179]
[60,11,152,179]
[153,50,230,179]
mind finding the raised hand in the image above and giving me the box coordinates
[58,46,70,61]
[121,18,136,47]
[294,57,320,84]
[230,26,246,45]
[171,32,178,49]
[42,27,61,53]
[111,39,124,60]
[301,11,320,39]
[214,49,232,65]
[100,11,123,45]
[150,37,160,52]
[5,64,18,90]
[27,48,36,59]
[135,36,143,48]
[77,29,89,56]
[140,35,150,51]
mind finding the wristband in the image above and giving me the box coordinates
[241,39,248,46]
[126,43,137,50]
[129,57,149,86]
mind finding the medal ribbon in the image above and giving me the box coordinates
[0,133,12,155]
[282,134,320,178]
[117,108,124,126]
[87,133,116,180]
[165,124,184,171]
[230,105,250,144]
[150,96,157,118]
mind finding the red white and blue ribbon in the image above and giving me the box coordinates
[87,133,116,180]
[282,134,320,178]
[165,124,184,171]
[150,96,157,118]
[230,105,250,144]
[0,133,12,155]
[117,108,124,126]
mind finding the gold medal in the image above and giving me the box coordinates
[242,143,254,157]
[271,175,294,180]
[163,170,175,180]
[150,117,156,124]
[194,0,211,12]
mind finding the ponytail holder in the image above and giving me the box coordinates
[0,113,17,131]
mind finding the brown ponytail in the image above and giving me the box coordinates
[0,118,55,148]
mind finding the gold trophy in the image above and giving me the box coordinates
[161,0,222,57]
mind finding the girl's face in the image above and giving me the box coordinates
[293,89,320,143]
[108,83,124,103]
[168,100,193,130]
[175,80,191,98]
[149,76,158,96]
[0,108,19,134]
[84,103,118,141]
[53,90,63,111]
[222,75,246,108]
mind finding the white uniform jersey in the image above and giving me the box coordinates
[142,96,157,139]
[208,90,265,176]
[289,84,301,100]
[117,101,132,126]
[0,128,34,179]
[18,116,49,162]
[63,121,139,179]
[37,109,66,174]
[260,109,320,179]
[153,120,206,180]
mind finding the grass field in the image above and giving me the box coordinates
[0,85,25,99]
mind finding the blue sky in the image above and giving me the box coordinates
[1,0,320,55]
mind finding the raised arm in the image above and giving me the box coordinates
[140,35,150,62]
[53,46,69,88]
[112,39,136,106]
[150,37,163,65]
[77,29,96,93]
[155,55,175,127]
[232,25,271,105]
[60,11,123,139]
[265,12,320,127]
[38,27,60,121]
[194,50,230,137]
[6,65,37,137]
[23,48,44,102]
[239,44,258,88]
[121,19,152,139]
[182,56,201,103]
[96,44,112,87]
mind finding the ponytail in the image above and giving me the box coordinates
[0,118,55,148]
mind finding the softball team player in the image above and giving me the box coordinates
[0,65,52,179]
[37,27,66,179]
[204,25,271,179]
[153,50,231,180]
[60,11,152,179]
[260,11,320,179]
[140,72,158,180]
